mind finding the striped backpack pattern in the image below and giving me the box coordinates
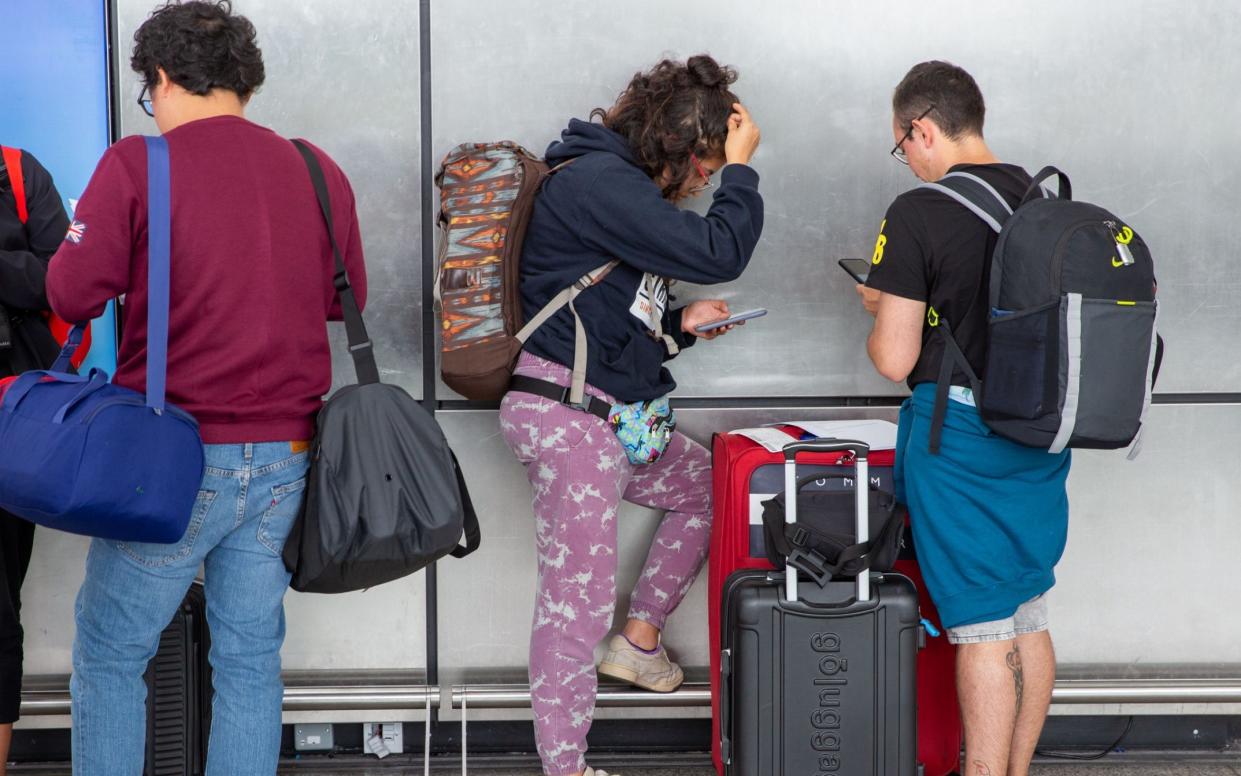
[434,142,547,400]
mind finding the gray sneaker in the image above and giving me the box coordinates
[597,634,684,693]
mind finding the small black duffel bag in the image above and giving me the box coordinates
[760,472,904,586]
[282,140,480,594]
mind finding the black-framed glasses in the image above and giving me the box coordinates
[138,86,154,117]
[890,104,936,164]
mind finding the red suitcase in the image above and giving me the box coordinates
[708,422,962,776]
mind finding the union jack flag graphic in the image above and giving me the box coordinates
[66,220,86,244]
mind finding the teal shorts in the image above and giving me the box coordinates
[896,383,1071,630]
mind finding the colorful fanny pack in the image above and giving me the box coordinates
[507,375,675,465]
[608,396,676,465]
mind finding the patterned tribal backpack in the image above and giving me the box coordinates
[435,142,612,401]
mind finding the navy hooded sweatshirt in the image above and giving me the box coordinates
[520,119,764,402]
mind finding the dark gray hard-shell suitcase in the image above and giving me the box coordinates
[719,439,921,775]
[144,581,211,776]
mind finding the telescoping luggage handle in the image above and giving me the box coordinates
[781,439,870,603]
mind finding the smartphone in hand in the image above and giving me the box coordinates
[693,308,768,333]
[838,258,871,284]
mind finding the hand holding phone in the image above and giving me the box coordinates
[838,258,871,284]
[693,307,768,333]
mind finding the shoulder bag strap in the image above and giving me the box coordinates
[143,136,172,411]
[1,146,27,224]
[292,139,380,385]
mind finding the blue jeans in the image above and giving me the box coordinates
[71,442,310,776]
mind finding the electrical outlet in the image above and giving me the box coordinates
[363,722,404,757]
[293,723,334,752]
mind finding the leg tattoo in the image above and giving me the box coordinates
[1007,646,1024,716]
[972,759,994,776]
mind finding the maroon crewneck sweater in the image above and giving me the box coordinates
[47,115,367,444]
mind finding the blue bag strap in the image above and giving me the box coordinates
[50,324,89,373]
[52,369,112,423]
[144,135,171,412]
[1,370,92,412]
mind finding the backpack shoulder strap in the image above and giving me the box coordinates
[918,171,1014,233]
[928,318,983,455]
[514,260,618,405]
[1,146,28,224]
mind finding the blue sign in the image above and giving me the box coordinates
[0,0,117,374]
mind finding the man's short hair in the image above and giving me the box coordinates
[893,61,985,140]
[131,1,264,100]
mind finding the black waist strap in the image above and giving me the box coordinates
[508,375,612,421]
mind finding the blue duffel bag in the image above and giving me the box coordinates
[0,135,204,543]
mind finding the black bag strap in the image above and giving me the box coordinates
[763,502,902,588]
[508,374,612,421]
[1020,165,1071,206]
[760,478,898,587]
[447,450,482,559]
[0,307,11,351]
[929,318,983,454]
[292,140,380,386]
[1152,333,1165,388]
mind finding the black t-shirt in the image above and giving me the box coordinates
[865,163,1032,389]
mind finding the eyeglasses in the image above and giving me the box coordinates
[890,104,936,164]
[138,86,154,118]
[688,153,715,194]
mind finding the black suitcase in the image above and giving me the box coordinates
[144,581,212,776]
[719,439,921,775]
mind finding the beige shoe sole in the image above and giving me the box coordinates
[598,660,684,693]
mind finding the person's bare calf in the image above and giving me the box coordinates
[956,630,1056,776]
[1008,631,1055,776]
[957,640,1020,775]
[1,721,11,776]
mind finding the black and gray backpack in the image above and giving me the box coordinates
[922,166,1162,456]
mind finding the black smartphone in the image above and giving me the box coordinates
[838,257,871,284]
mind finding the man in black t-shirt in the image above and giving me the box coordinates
[859,62,1071,776]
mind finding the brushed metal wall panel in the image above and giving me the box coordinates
[431,0,1239,397]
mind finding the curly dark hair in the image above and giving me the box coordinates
[131,1,264,100]
[592,55,739,199]
[893,60,985,140]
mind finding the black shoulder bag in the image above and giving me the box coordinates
[282,140,480,593]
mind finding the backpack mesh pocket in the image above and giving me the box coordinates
[982,300,1060,420]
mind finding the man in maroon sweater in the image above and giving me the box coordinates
[46,3,365,773]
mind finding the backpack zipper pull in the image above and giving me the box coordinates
[1104,220,1137,266]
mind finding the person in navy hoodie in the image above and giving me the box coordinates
[498,55,763,776]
